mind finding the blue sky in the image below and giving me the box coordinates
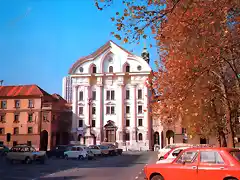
[0,0,158,95]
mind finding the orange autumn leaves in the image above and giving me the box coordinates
[95,0,240,145]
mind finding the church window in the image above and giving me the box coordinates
[126,65,130,72]
[138,133,143,141]
[92,66,97,73]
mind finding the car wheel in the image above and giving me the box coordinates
[25,157,32,164]
[225,178,238,180]
[64,155,68,160]
[151,175,164,180]
[78,155,83,160]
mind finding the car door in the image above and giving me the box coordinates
[167,150,199,180]
[68,146,77,158]
[197,150,229,180]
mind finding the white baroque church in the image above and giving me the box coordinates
[63,40,152,151]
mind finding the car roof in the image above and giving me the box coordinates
[183,147,237,152]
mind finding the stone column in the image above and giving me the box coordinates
[130,84,137,148]
[117,84,124,143]
[143,85,150,149]
[159,131,162,149]
[71,85,78,140]
[96,84,103,143]
[84,85,90,127]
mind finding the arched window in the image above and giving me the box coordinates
[92,65,97,73]
[109,66,113,73]
[126,65,130,72]
[138,133,143,141]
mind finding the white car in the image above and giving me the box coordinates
[158,144,193,159]
[156,147,190,164]
[88,145,102,156]
[64,145,88,160]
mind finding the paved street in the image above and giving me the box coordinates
[0,151,157,180]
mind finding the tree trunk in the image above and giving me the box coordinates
[217,131,221,147]
[220,131,227,147]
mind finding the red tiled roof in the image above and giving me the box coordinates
[52,93,67,102]
[0,85,51,98]
[68,40,133,74]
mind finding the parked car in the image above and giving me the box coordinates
[144,147,240,180]
[89,145,102,156]
[97,145,111,156]
[156,147,190,164]
[64,145,89,160]
[0,144,9,156]
[157,144,193,160]
[101,143,118,156]
[6,145,46,164]
[47,145,72,158]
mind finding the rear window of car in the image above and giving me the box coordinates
[99,145,108,149]
[230,150,240,161]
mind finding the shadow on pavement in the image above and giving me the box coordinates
[0,152,151,180]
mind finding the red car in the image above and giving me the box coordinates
[144,147,240,180]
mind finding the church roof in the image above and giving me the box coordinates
[68,40,134,74]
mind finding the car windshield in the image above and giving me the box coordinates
[230,150,240,161]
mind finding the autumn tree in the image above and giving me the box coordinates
[95,0,240,147]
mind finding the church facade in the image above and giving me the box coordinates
[65,40,152,150]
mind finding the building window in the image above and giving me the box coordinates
[106,106,115,114]
[92,107,96,115]
[13,141,17,146]
[28,99,34,108]
[126,106,130,114]
[125,132,130,141]
[13,127,19,135]
[14,114,19,123]
[92,119,96,127]
[126,65,130,72]
[27,141,32,146]
[138,133,143,141]
[126,90,130,100]
[138,119,143,126]
[14,100,20,108]
[109,66,113,73]
[138,89,142,99]
[79,119,83,127]
[0,101,7,109]
[43,112,48,121]
[92,91,96,100]
[0,114,6,123]
[79,91,83,101]
[138,105,143,114]
[28,127,33,134]
[28,114,33,122]
[79,107,83,115]
[106,90,115,100]
[126,119,130,127]
[92,66,97,73]
[0,128,4,135]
